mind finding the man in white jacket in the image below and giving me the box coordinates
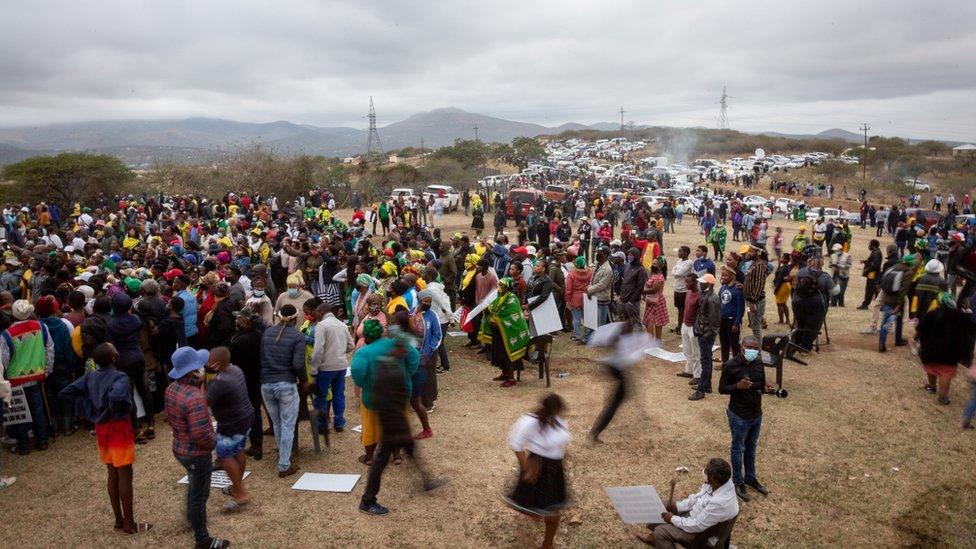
[423,266,453,373]
[310,303,354,433]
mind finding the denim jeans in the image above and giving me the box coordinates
[879,303,903,346]
[571,308,584,340]
[437,323,450,370]
[175,453,212,545]
[727,409,762,485]
[747,299,765,340]
[10,383,47,450]
[261,381,299,472]
[314,370,346,429]
[598,303,610,326]
[697,335,716,392]
[963,381,976,425]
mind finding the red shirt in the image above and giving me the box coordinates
[164,376,215,457]
[683,290,700,326]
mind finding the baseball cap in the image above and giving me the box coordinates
[697,273,716,285]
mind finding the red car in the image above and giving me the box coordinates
[506,188,543,217]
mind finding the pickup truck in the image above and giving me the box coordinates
[422,184,460,212]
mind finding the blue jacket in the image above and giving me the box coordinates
[260,324,306,384]
[719,283,745,325]
[418,309,442,358]
[58,366,132,424]
[694,257,716,276]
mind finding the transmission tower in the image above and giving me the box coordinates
[717,86,730,129]
[364,96,384,162]
[619,106,626,132]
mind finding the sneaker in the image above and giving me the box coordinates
[426,403,436,413]
[734,483,751,501]
[197,537,231,549]
[334,426,344,433]
[414,429,433,440]
[745,479,769,496]
[688,390,705,401]
[688,378,700,386]
[924,384,936,394]
[676,372,694,378]
[277,465,300,478]
[435,367,448,374]
[359,502,390,516]
[0,476,16,489]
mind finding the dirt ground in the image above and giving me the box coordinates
[3,208,976,548]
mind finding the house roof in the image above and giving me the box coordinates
[953,143,976,150]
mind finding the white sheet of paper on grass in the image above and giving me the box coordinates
[447,331,468,337]
[605,485,667,524]
[179,470,251,489]
[351,425,362,433]
[291,473,361,493]
[644,347,688,363]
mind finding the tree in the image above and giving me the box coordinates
[915,140,952,157]
[432,139,487,169]
[1,152,132,205]
[507,136,545,169]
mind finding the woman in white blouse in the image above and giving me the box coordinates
[505,393,572,549]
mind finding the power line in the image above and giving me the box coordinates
[859,122,871,180]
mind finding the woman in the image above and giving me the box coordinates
[915,292,976,405]
[564,256,592,343]
[471,204,485,237]
[507,262,528,302]
[505,393,571,549]
[350,273,377,330]
[478,277,530,387]
[642,262,668,339]
[275,272,314,319]
[773,253,794,324]
[355,294,387,349]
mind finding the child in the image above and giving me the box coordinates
[59,342,152,534]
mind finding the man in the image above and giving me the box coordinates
[692,245,715,277]
[878,255,914,352]
[742,246,769,340]
[172,274,200,346]
[1,299,54,454]
[165,347,230,549]
[619,247,648,322]
[690,274,721,401]
[636,458,739,547]
[260,304,306,478]
[677,274,701,383]
[354,321,446,515]
[670,246,694,334]
[718,336,771,501]
[548,250,569,332]
[829,243,853,307]
[858,240,883,310]
[718,266,745,363]
[310,303,354,434]
[205,346,254,512]
[586,247,614,335]
[229,307,264,460]
[412,290,442,430]
[792,254,838,352]
[422,266,453,374]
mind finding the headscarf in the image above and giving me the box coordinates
[461,253,481,290]
[498,276,513,292]
[355,273,373,288]
[362,318,384,342]
[574,256,586,269]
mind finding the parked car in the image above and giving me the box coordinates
[545,184,571,202]
[422,184,460,212]
[506,188,544,218]
[742,195,769,209]
[805,208,841,223]
[903,178,931,192]
[390,188,417,202]
[774,197,796,213]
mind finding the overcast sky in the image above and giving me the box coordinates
[1,1,974,140]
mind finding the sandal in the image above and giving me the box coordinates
[357,454,373,466]
[124,522,153,534]
[222,498,249,513]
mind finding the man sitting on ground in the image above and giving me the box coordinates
[636,458,739,548]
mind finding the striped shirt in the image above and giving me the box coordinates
[743,260,769,303]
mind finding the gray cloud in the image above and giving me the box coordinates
[1,0,974,140]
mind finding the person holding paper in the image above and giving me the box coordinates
[636,458,738,547]
[565,256,593,343]
[585,247,614,341]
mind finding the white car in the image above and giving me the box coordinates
[742,195,769,209]
[904,179,931,192]
[774,198,796,213]
[422,184,460,212]
[390,188,417,202]
[805,208,841,223]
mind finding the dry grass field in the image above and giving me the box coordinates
[3,208,975,548]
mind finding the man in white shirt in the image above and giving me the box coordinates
[670,246,694,334]
[422,267,453,373]
[310,303,354,433]
[637,458,739,548]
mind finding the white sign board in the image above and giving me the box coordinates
[179,470,251,489]
[528,294,562,337]
[467,289,498,320]
[583,295,599,330]
[605,485,668,524]
[644,347,688,363]
[2,387,32,426]
[291,473,361,493]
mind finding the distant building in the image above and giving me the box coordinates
[343,156,361,165]
[953,144,976,157]
[388,155,402,164]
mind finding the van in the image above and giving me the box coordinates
[506,188,544,218]
[545,184,571,201]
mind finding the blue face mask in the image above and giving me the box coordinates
[743,349,760,362]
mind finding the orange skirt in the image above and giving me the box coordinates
[95,418,136,467]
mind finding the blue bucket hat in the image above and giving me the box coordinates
[169,347,210,380]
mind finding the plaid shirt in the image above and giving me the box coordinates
[164,376,215,457]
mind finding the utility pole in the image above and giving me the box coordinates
[619,106,626,132]
[859,122,870,180]
[473,125,479,142]
[420,137,425,164]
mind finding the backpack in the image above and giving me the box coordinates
[879,268,904,296]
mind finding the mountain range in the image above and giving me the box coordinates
[0,107,939,167]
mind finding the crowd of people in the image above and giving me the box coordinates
[0,177,973,548]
